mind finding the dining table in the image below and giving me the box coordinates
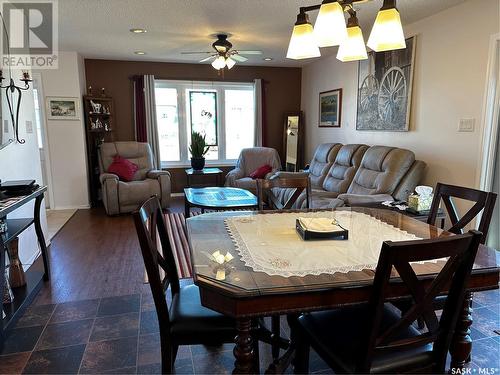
[186,207,500,374]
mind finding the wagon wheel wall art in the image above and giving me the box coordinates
[356,36,416,131]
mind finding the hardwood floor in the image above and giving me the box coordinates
[35,197,186,305]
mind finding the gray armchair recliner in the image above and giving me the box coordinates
[98,142,171,215]
[225,147,282,193]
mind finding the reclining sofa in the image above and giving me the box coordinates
[272,143,426,209]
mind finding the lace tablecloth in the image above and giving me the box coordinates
[225,211,424,277]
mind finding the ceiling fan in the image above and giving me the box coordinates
[181,34,262,70]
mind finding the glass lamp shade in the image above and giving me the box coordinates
[313,1,348,47]
[367,8,406,52]
[225,57,236,69]
[211,56,226,70]
[336,25,367,62]
[286,23,320,60]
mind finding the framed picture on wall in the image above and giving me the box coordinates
[319,88,342,127]
[46,97,80,120]
[356,36,416,131]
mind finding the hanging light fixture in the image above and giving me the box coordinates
[225,57,236,69]
[336,11,367,62]
[211,55,226,70]
[286,11,321,60]
[286,0,406,62]
[313,0,348,47]
[367,0,406,52]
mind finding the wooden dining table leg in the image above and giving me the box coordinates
[450,291,473,369]
[233,318,255,374]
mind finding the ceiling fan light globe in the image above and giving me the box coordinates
[211,55,226,70]
[286,23,320,60]
[225,57,236,69]
[336,25,368,62]
[314,1,348,47]
[367,8,406,52]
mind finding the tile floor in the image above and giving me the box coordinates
[0,282,498,374]
[46,209,77,240]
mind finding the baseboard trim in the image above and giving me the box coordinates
[49,205,90,210]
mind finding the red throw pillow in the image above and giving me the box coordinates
[249,164,272,179]
[107,155,139,182]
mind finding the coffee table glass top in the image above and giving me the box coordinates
[184,187,257,209]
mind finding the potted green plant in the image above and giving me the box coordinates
[189,131,210,170]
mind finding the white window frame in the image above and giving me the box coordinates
[155,79,255,168]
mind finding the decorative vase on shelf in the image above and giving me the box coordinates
[189,131,210,171]
[190,157,205,171]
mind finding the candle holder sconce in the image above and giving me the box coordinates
[0,69,33,145]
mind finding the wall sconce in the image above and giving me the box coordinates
[0,69,32,144]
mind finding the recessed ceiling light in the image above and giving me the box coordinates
[134,51,146,55]
[263,57,273,61]
[130,28,147,34]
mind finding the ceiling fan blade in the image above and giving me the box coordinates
[199,55,216,63]
[235,50,263,55]
[181,51,213,55]
[231,54,248,62]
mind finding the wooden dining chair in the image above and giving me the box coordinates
[293,230,482,374]
[428,182,497,244]
[133,197,236,374]
[256,176,311,211]
[421,182,497,329]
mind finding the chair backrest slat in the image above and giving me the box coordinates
[358,230,482,373]
[257,176,311,210]
[133,197,181,336]
[428,183,497,243]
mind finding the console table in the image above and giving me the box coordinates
[0,186,49,351]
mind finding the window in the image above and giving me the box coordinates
[155,80,255,166]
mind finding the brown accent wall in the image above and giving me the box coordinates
[84,59,302,155]
[84,59,302,193]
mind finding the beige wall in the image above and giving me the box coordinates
[302,0,499,190]
[37,52,90,209]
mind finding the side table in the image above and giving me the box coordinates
[185,168,223,188]
[354,202,446,229]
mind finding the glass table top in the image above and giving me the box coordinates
[186,208,500,297]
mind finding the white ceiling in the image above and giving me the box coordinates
[59,0,466,67]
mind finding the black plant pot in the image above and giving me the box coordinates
[191,157,205,171]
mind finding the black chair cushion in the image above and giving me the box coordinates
[169,284,236,343]
[298,303,433,374]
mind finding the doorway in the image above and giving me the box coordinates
[32,73,53,209]
[479,34,500,249]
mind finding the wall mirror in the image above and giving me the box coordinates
[283,111,303,172]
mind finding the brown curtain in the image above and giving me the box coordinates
[133,75,147,142]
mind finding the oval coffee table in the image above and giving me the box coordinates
[184,187,258,217]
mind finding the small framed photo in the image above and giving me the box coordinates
[319,88,342,127]
[47,97,80,120]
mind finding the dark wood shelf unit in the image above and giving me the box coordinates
[2,259,45,331]
[2,218,34,245]
[83,95,115,207]
[1,188,49,352]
